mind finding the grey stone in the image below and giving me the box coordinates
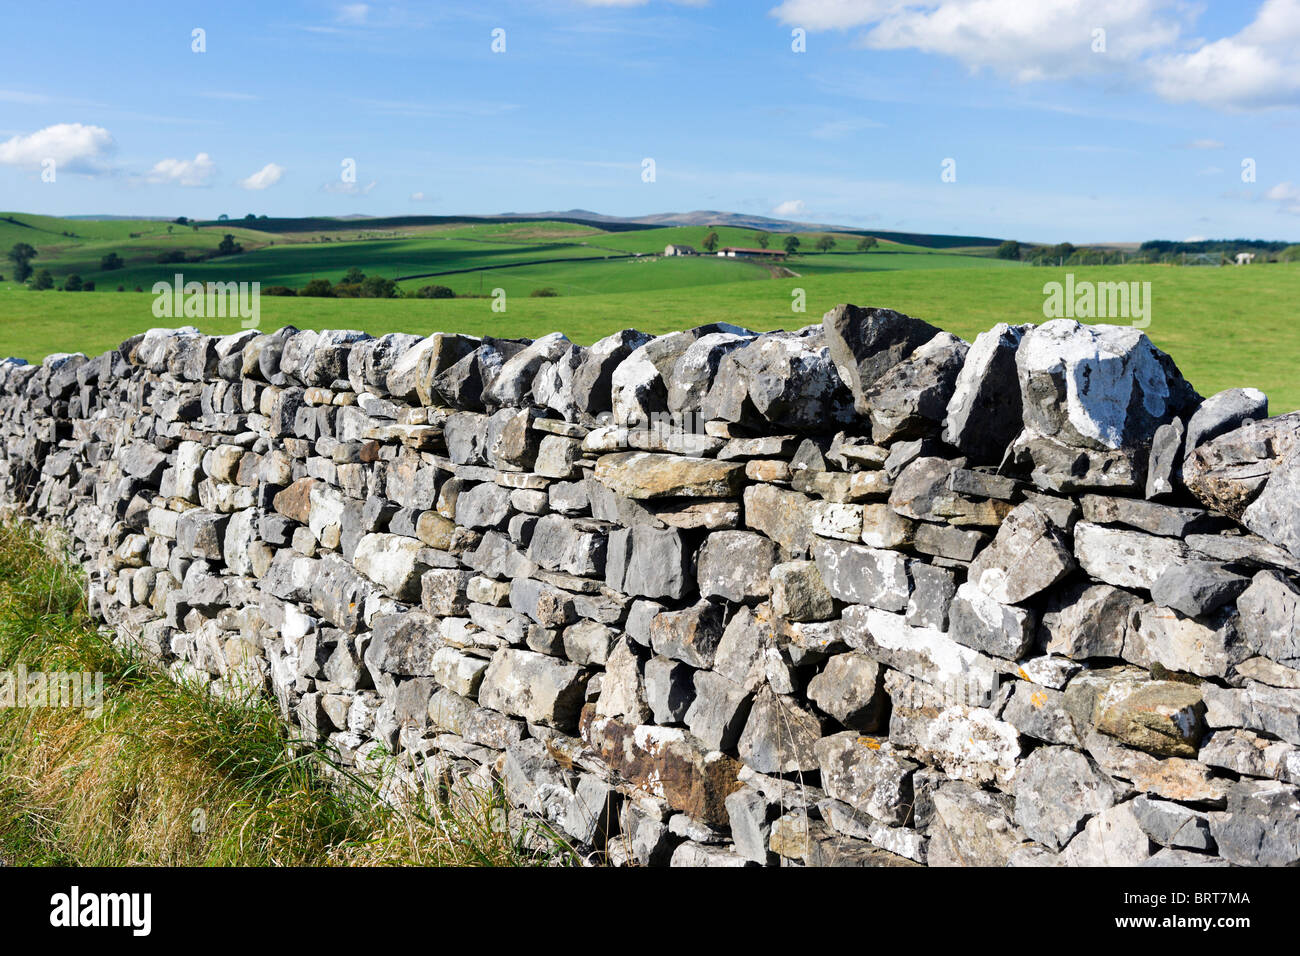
[1184,387,1268,453]
[1145,418,1185,498]
[1208,780,1300,867]
[604,525,691,600]
[478,648,587,729]
[814,731,918,826]
[807,652,886,731]
[821,304,941,414]
[811,537,909,611]
[1131,795,1213,851]
[943,322,1030,464]
[1238,570,1300,668]
[861,332,968,444]
[644,655,696,724]
[1148,560,1249,618]
[684,670,753,751]
[967,501,1075,604]
[1013,746,1117,850]
[697,531,778,603]
[948,582,1036,660]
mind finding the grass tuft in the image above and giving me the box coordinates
[0,521,572,867]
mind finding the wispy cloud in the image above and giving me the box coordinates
[147,152,215,186]
[238,162,285,190]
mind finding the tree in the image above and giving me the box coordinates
[32,268,54,290]
[100,252,124,271]
[7,242,37,283]
[701,231,720,253]
[360,275,397,298]
[301,278,334,297]
[244,213,256,221]
[754,231,771,249]
[417,284,455,298]
[64,274,83,291]
[174,216,189,225]
[856,236,878,252]
[217,213,229,221]
[167,225,174,235]
[996,240,1021,260]
[783,235,801,255]
[342,267,366,285]
[815,235,836,253]
[216,234,244,256]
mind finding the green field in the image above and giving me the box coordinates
[3,255,1297,411]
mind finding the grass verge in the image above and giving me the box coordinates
[0,520,571,866]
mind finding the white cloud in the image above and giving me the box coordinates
[147,152,215,186]
[337,3,369,24]
[1148,0,1300,110]
[1266,181,1300,214]
[238,162,284,190]
[772,0,1300,110]
[410,191,431,201]
[773,199,807,217]
[0,122,114,172]
[1182,234,1207,242]
[769,0,897,30]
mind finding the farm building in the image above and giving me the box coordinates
[1235,252,1256,265]
[663,244,697,256]
[716,247,784,258]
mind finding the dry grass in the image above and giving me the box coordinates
[0,521,574,867]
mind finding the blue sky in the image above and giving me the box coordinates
[1,0,1298,242]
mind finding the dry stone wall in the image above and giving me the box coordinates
[2,306,1300,867]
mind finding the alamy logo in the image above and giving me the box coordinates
[151,273,260,329]
[1042,273,1151,328]
[0,664,103,717]
[50,886,151,936]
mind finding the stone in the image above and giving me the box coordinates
[811,537,909,611]
[454,481,512,530]
[904,563,955,630]
[478,649,587,729]
[644,656,696,724]
[684,671,753,751]
[609,324,752,428]
[1184,386,1268,452]
[1183,411,1300,519]
[483,331,572,407]
[861,332,968,444]
[1241,447,1300,561]
[1147,561,1249,618]
[594,637,652,722]
[1145,418,1184,498]
[769,561,835,622]
[841,606,999,700]
[594,451,744,502]
[807,652,886,731]
[968,502,1075,604]
[1041,581,1140,660]
[421,567,471,616]
[696,531,778,603]
[1061,802,1152,866]
[1208,780,1300,867]
[526,514,606,578]
[725,786,776,864]
[352,533,430,601]
[1016,319,1198,450]
[948,583,1036,660]
[1200,728,1300,785]
[1000,680,1079,746]
[604,525,691,600]
[742,483,814,558]
[736,688,823,774]
[814,731,918,826]
[1073,521,1191,591]
[1081,494,1223,539]
[1130,795,1213,850]
[1127,604,1242,680]
[1238,570,1300,668]
[821,304,941,414]
[702,328,854,431]
[1203,680,1300,746]
[943,322,1030,463]
[860,502,916,550]
[926,782,1025,867]
[650,601,727,669]
[581,713,744,826]
[1012,746,1117,849]
[1065,667,1205,757]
